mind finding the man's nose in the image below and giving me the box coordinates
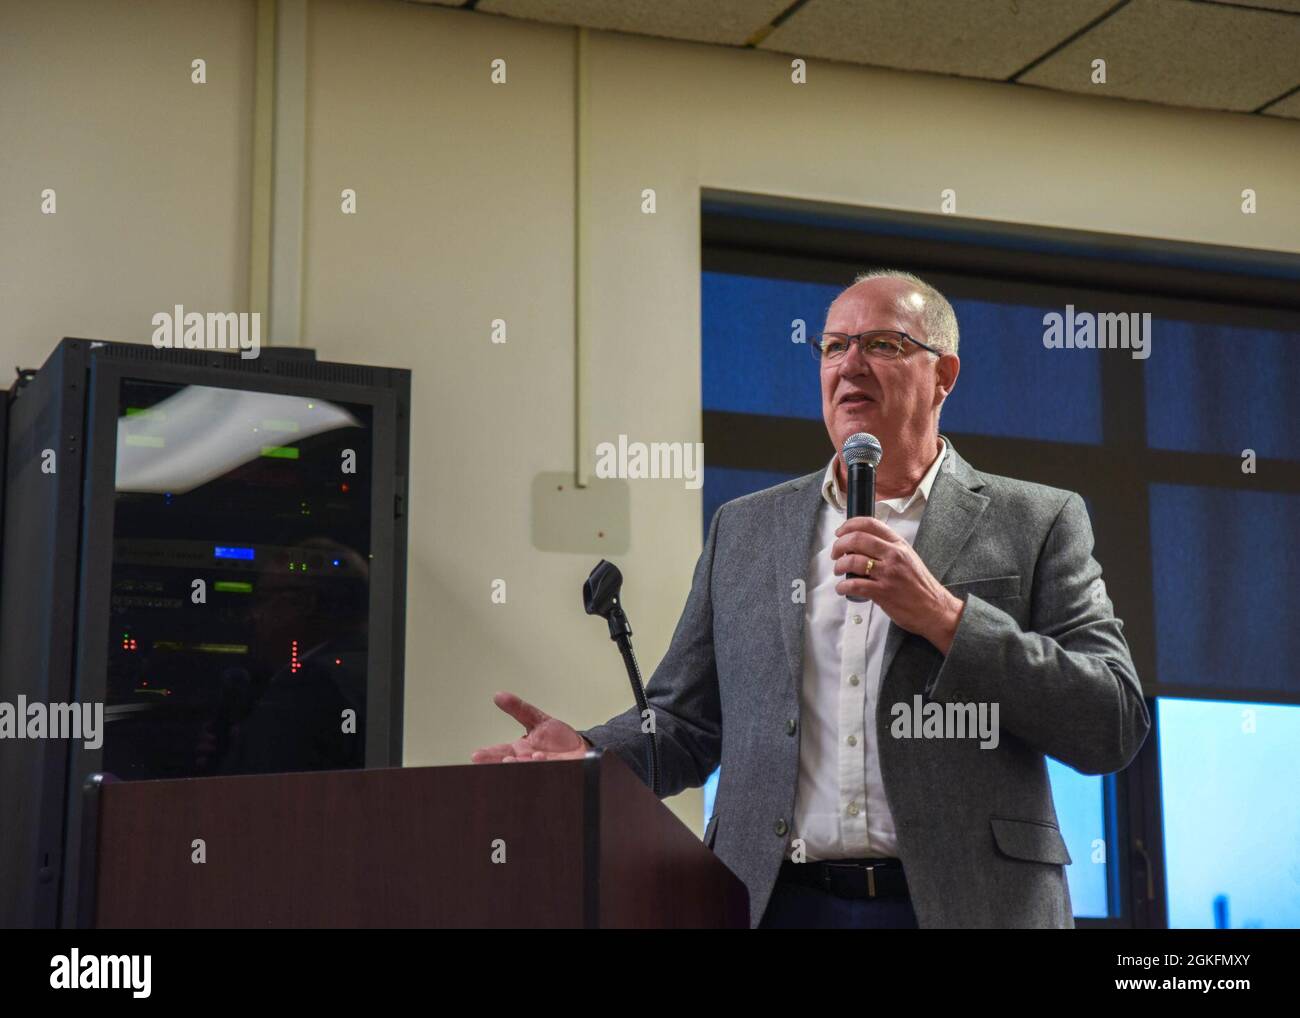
[838,337,873,378]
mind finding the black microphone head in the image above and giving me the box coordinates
[583,559,623,618]
[843,432,883,469]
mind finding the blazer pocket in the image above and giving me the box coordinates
[946,574,1021,600]
[704,813,719,850]
[989,816,1072,866]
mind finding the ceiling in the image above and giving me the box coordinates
[408,0,1300,119]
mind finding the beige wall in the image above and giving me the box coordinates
[4,0,1298,831]
[0,0,256,365]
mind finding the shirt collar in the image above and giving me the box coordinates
[821,438,947,515]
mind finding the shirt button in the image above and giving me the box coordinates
[775,818,789,836]
[852,614,863,625]
[847,734,857,747]
[786,719,797,736]
[849,674,860,686]
[847,803,860,817]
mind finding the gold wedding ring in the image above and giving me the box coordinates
[864,556,875,575]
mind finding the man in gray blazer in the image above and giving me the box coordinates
[472,270,1151,929]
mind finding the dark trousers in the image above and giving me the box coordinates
[759,879,920,929]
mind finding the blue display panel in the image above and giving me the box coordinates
[1159,697,1300,928]
[1048,760,1109,919]
[1150,484,1300,694]
[703,767,719,825]
[1146,319,1300,461]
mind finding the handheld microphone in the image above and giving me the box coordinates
[842,432,883,603]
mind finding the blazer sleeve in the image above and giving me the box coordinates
[925,491,1151,775]
[577,505,725,796]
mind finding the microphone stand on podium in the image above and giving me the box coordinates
[583,559,661,798]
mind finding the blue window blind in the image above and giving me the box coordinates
[702,272,1104,443]
[941,298,1102,443]
[1150,484,1300,694]
[1146,320,1300,461]
[703,466,804,541]
[702,271,833,420]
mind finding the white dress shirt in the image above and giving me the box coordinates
[791,439,947,861]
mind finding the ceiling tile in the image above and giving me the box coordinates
[758,0,1119,81]
[476,0,791,46]
[1019,0,1300,112]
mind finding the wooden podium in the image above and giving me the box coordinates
[76,748,749,929]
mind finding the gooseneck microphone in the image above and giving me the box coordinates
[583,560,661,797]
[843,432,883,603]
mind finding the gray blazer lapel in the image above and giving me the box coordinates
[772,469,827,696]
[879,437,989,682]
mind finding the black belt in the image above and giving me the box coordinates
[779,857,910,900]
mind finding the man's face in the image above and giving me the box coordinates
[819,278,952,461]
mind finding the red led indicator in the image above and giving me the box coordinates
[290,640,302,674]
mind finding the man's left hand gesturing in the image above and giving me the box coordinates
[831,515,965,655]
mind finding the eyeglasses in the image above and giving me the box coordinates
[812,330,943,362]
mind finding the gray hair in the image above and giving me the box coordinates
[846,269,959,356]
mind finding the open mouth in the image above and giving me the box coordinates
[839,393,874,406]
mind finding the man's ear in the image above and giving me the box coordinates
[936,354,960,405]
